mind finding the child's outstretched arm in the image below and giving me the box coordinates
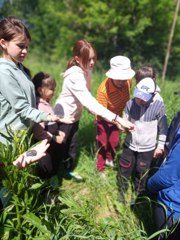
[57,115,74,124]
[113,115,134,132]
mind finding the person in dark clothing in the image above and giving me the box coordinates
[165,111,180,153]
[147,128,180,240]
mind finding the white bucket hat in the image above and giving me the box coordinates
[133,77,156,102]
[105,56,135,80]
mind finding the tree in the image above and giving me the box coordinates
[0,0,180,77]
[162,0,180,82]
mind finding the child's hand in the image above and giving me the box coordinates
[54,131,65,144]
[114,116,135,132]
[58,116,74,124]
[47,114,61,122]
[153,148,164,158]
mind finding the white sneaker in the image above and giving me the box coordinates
[105,159,114,168]
[68,171,83,181]
[99,172,106,179]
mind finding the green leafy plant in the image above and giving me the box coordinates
[0,130,55,239]
[0,56,180,239]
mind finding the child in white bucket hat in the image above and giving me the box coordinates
[96,56,135,178]
[117,77,168,203]
[106,56,135,80]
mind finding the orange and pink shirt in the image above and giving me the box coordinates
[96,78,132,121]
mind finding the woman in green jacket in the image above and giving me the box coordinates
[0,16,60,144]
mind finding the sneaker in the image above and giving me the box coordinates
[105,159,114,168]
[99,172,106,179]
[68,171,83,181]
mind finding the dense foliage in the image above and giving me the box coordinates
[0,0,180,78]
[0,52,180,238]
[0,1,180,239]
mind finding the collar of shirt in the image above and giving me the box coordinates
[36,97,49,106]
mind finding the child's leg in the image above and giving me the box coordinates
[107,123,119,162]
[135,150,154,194]
[56,121,79,172]
[38,153,54,178]
[117,146,135,200]
[64,123,79,171]
[96,120,108,172]
[47,141,61,175]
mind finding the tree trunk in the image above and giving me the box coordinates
[162,0,180,82]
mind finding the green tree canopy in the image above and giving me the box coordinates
[0,0,179,77]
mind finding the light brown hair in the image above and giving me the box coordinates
[67,39,97,71]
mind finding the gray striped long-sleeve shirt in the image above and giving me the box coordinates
[124,95,168,152]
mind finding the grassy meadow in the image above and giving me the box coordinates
[0,54,180,239]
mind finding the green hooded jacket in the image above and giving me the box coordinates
[0,58,48,143]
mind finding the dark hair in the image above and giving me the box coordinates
[135,65,156,84]
[32,72,56,97]
[22,64,31,78]
[67,39,97,71]
[0,16,31,42]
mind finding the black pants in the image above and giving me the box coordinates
[38,141,60,178]
[117,145,154,194]
[33,137,59,178]
[155,203,180,240]
[53,121,79,172]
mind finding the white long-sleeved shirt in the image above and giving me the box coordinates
[54,66,116,123]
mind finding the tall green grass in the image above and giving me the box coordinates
[0,54,180,239]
